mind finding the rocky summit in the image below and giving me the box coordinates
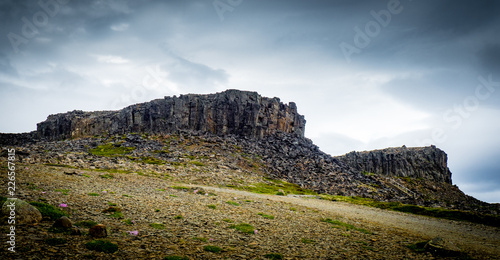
[1,90,499,259]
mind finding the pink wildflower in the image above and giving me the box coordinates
[59,203,68,208]
[127,231,139,236]
[193,190,199,194]
[254,230,258,234]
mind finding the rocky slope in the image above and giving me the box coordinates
[0,90,496,213]
[4,161,499,259]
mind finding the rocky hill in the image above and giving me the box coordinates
[0,90,496,213]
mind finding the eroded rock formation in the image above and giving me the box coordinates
[36,89,305,141]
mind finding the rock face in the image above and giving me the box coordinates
[35,89,305,141]
[334,146,452,184]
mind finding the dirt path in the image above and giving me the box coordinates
[198,185,500,257]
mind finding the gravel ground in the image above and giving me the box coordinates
[1,163,499,259]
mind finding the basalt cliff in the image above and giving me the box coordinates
[0,90,495,213]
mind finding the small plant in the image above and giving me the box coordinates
[100,174,114,179]
[29,202,69,220]
[290,207,297,211]
[190,161,205,167]
[155,209,161,212]
[169,194,178,197]
[257,213,275,219]
[226,201,240,206]
[276,191,285,196]
[103,206,121,213]
[171,186,189,190]
[123,219,135,225]
[222,218,233,223]
[122,194,131,197]
[83,174,91,178]
[174,215,183,219]
[264,253,283,259]
[88,193,100,196]
[108,212,124,219]
[203,245,222,253]
[164,256,189,260]
[74,220,97,228]
[108,202,117,206]
[85,239,118,253]
[229,223,255,234]
[45,237,67,246]
[362,172,376,176]
[207,204,217,209]
[193,237,208,242]
[90,143,135,156]
[150,223,166,229]
[301,238,315,244]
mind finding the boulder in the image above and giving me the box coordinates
[53,216,72,229]
[1,198,42,225]
[89,224,107,238]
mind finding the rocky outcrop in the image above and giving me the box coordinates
[334,146,452,184]
[35,89,305,141]
[0,90,467,207]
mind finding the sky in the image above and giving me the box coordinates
[0,0,499,203]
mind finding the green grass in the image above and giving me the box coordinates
[301,238,315,244]
[222,218,233,223]
[289,207,297,211]
[99,174,114,179]
[85,239,118,253]
[108,202,117,206]
[94,168,131,174]
[192,237,208,242]
[74,220,97,228]
[90,143,135,156]
[88,193,100,196]
[150,223,166,229]
[203,245,222,253]
[108,212,124,219]
[174,215,183,219]
[45,237,67,246]
[164,256,189,260]
[207,204,217,209]
[190,161,205,167]
[229,223,255,234]
[257,213,275,219]
[227,178,317,196]
[171,186,190,190]
[320,195,500,227]
[123,219,134,225]
[29,202,69,220]
[102,206,121,213]
[321,218,371,234]
[226,201,240,206]
[264,253,283,259]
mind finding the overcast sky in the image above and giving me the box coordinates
[1,0,499,203]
